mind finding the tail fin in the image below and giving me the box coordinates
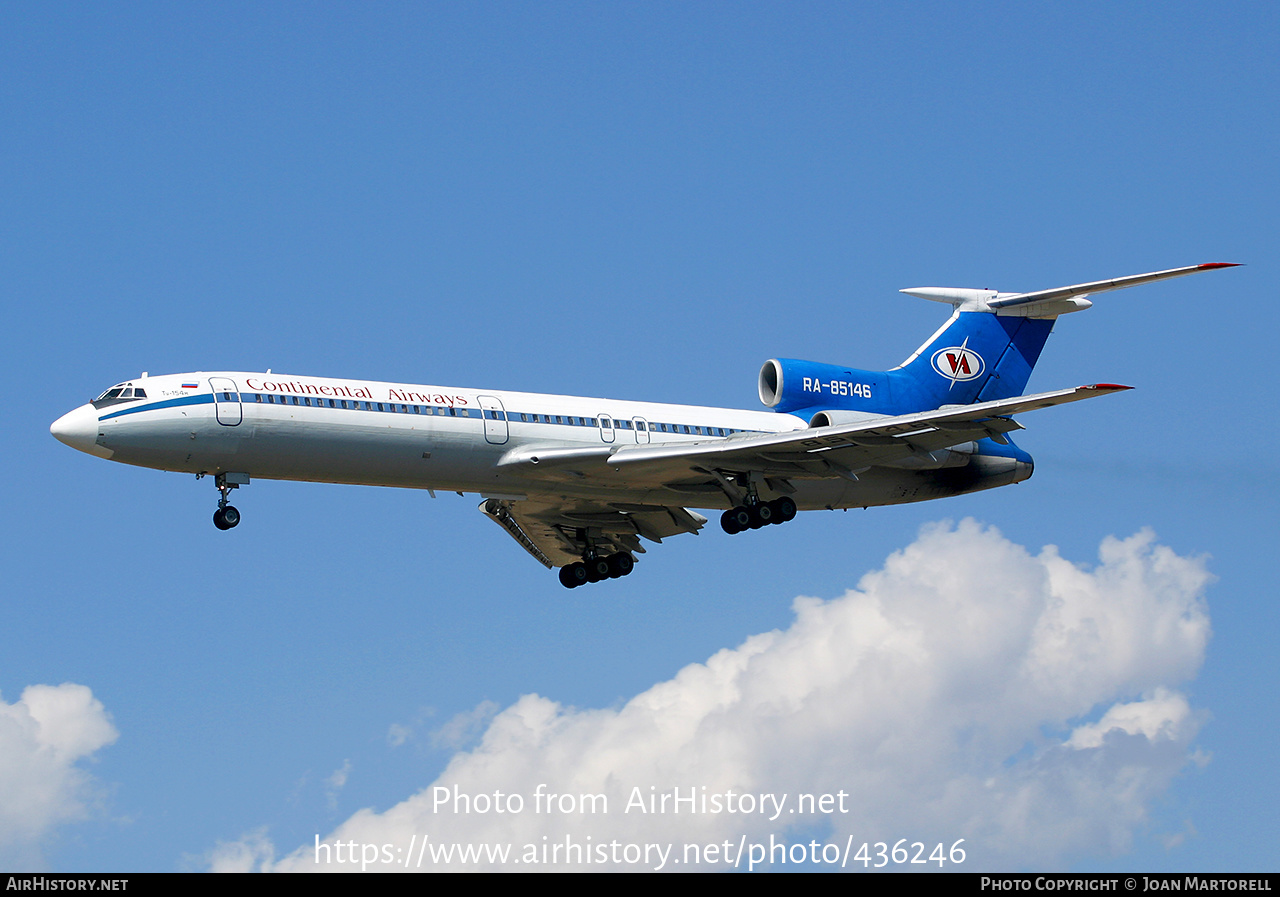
[762,264,1237,418]
[890,310,1054,409]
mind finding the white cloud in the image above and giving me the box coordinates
[325,760,353,810]
[386,706,437,750]
[0,683,119,867]
[386,724,412,749]
[1066,689,1197,749]
[430,700,500,751]
[206,827,276,873]
[213,521,1212,872]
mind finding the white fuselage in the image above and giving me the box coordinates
[53,370,1027,516]
[58,371,807,501]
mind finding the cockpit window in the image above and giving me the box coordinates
[92,382,147,410]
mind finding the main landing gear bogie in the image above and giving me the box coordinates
[558,552,636,589]
[720,496,797,535]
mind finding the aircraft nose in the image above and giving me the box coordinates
[51,404,112,458]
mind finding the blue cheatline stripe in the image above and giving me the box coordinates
[97,390,762,437]
[99,393,214,420]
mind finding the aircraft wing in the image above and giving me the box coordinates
[601,383,1130,484]
[479,495,707,568]
[483,383,1127,567]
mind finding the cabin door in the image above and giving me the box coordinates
[209,378,242,426]
[478,395,509,445]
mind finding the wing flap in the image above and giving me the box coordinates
[479,498,556,568]
[479,497,706,568]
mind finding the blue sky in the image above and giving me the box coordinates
[3,2,1276,871]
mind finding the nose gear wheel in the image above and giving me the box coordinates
[203,472,247,530]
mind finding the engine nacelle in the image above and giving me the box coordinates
[758,358,889,415]
[807,408,892,428]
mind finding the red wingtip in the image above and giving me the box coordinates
[1088,383,1134,391]
[1198,262,1242,269]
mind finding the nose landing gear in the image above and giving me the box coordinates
[200,471,250,530]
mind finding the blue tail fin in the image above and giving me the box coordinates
[890,311,1055,410]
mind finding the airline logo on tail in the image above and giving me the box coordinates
[930,343,985,385]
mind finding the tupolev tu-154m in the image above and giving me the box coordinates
[52,263,1236,587]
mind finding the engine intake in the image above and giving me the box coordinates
[758,358,889,415]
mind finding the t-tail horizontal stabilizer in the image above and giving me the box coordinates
[901,263,1240,318]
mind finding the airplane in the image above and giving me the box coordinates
[52,263,1236,588]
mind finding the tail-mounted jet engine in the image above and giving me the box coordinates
[758,358,887,419]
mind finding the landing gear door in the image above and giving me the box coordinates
[478,395,509,445]
[209,377,242,426]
